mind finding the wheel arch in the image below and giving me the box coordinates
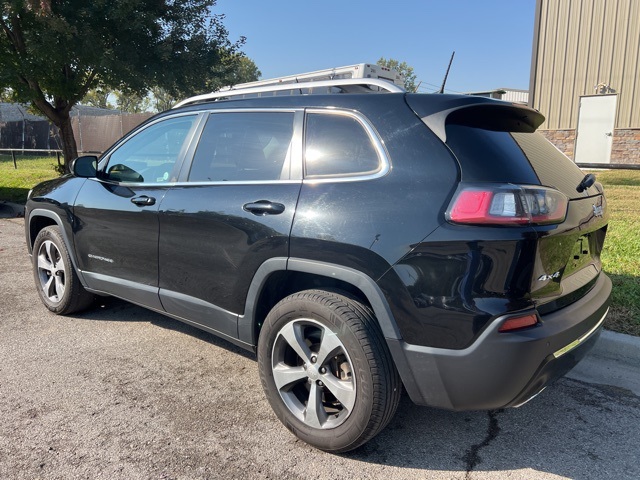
[238,257,403,347]
[27,209,87,286]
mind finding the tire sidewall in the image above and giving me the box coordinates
[258,294,376,451]
[32,226,75,314]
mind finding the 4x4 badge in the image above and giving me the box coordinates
[538,271,561,282]
[593,204,604,217]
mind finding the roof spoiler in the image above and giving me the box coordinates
[405,94,545,143]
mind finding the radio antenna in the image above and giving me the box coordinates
[439,51,455,94]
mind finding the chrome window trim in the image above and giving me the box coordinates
[302,108,391,184]
[179,108,304,184]
[171,179,303,187]
[98,111,204,185]
[100,107,391,187]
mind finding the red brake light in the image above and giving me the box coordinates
[498,314,539,333]
[446,184,568,226]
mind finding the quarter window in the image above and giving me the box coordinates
[304,113,381,178]
[189,112,295,182]
[105,115,197,183]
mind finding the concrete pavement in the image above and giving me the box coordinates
[568,329,640,396]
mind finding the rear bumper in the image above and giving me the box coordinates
[387,272,612,410]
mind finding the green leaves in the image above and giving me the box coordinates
[377,57,418,92]
[0,1,247,164]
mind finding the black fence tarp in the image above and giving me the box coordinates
[0,103,152,155]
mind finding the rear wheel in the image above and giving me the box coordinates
[32,226,94,315]
[257,289,401,452]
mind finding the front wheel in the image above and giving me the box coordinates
[32,226,94,315]
[257,290,401,452]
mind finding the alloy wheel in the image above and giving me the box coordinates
[271,318,356,429]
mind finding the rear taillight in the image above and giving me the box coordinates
[446,184,568,226]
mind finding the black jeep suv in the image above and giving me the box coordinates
[26,79,611,452]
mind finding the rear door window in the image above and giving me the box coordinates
[188,111,295,182]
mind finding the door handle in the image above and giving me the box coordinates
[243,201,285,215]
[131,195,156,206]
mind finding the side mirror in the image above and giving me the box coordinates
[71,155,98,178]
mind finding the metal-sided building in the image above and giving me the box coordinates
[529,0,640,166]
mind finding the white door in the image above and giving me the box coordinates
[574,94,617,164]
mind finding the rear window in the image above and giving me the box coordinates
[445,126,598,199]
[511,132,598,198]
[445,125,539,185]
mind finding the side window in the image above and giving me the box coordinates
[105,115,197,183]
[304,113,381,178]
[188,112,294,182]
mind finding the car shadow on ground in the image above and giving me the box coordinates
[78,296,255,360]
[73,296,640,479]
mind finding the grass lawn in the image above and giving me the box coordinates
[0,154,62,203]
[1,156,638,335]
[590,169,640,336]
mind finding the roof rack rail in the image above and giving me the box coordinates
[173,78,405,109]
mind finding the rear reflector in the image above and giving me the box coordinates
[498,314,539,333]
[446,183,568,226]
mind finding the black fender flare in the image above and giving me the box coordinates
[238,257,403,346]
[27,208,88,287]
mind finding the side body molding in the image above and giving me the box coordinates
[238,257,403,347]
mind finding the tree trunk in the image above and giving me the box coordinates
[56,114,78,173]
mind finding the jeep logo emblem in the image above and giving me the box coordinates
[593,204,604,217]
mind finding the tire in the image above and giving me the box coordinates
[32,226,94,315]
[257,289,401,452]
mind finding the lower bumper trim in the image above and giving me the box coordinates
[553,307,608,359]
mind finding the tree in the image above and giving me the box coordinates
[82,88,113,109]
[377,57,418,92]
[207,53,261,91]
[115,90,151,114]
[150,87,177,113]
[1,87,13,101]
[82,54,261,114]
[224,55,261,86]
[0,1,242,170]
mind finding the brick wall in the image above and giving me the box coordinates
[539,129,576,159]
[611,129,640,164]
[538,128,640,165]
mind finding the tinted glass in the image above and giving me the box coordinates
[304,113,380,177]
[511,132,598,198]
[445,125,540,185]
[189,112,294,182]
[105,115,196,183]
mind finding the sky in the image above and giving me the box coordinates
[215,0,537,94]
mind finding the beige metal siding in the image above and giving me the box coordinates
[531,0,640,129]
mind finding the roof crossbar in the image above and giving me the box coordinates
[173,78,405,108]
